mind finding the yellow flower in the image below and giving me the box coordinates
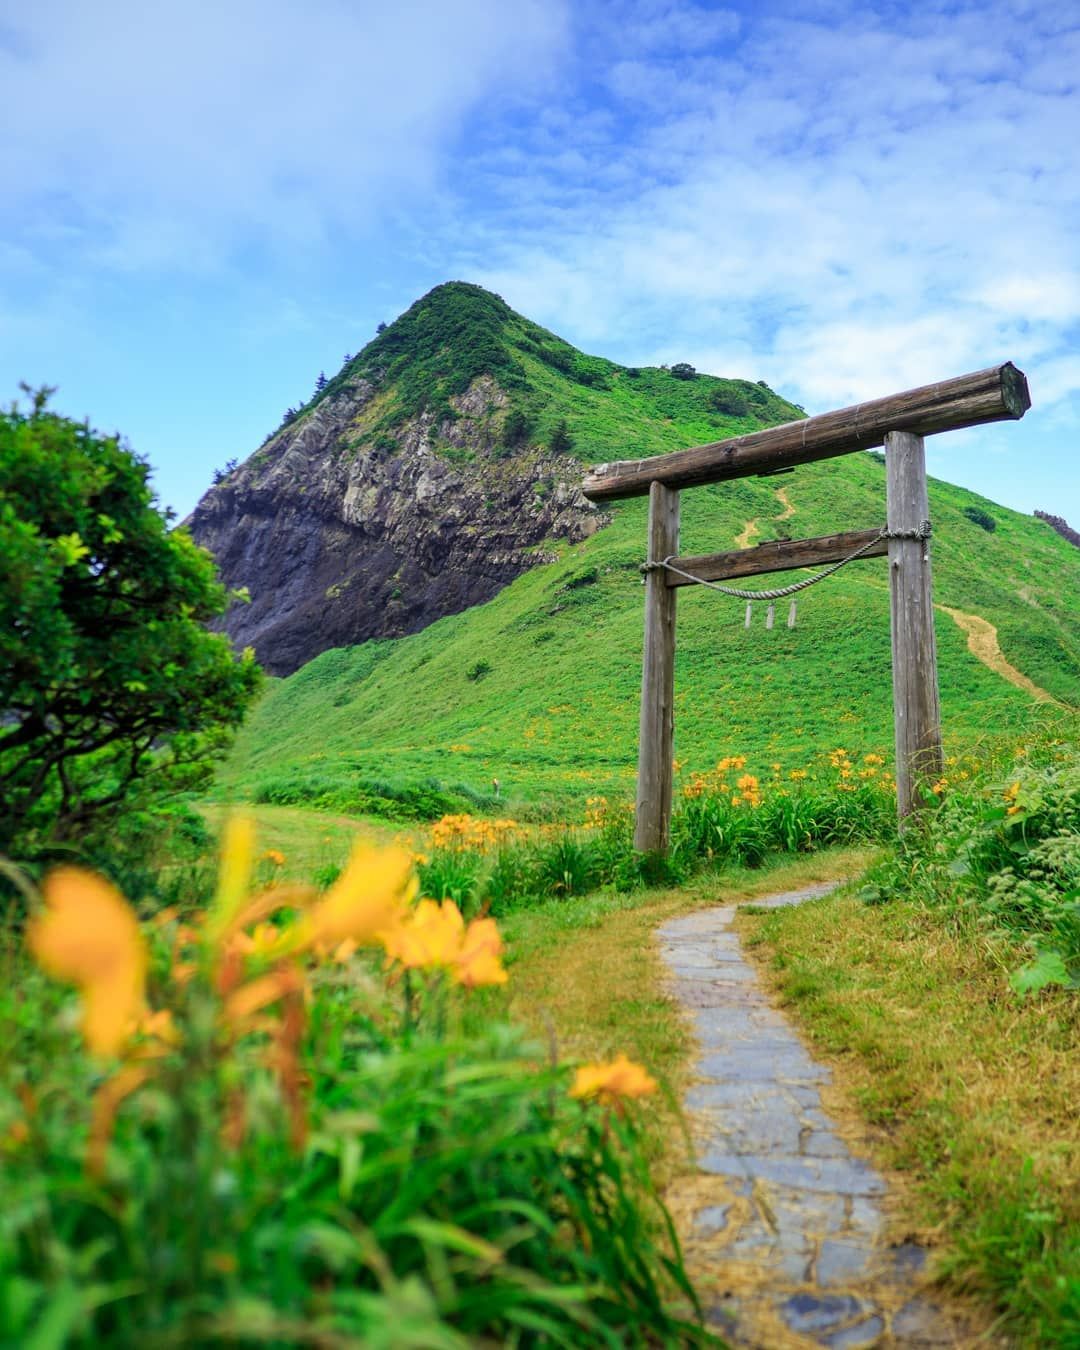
[1003,781,1021,802]
[301,844,417,950]
[231,921,284,958]
[455,916,507,988]
[28,868,147,1057]
[205,814,257,945]
[382,898,465,970]
[264,849,286,867]
[570,1053,657,1107]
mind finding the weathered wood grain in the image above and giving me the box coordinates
[663,528,887,588]
[635,483,680,854]
[885,430,944,820]
[583,363,1030,501]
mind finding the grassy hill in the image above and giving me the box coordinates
[216,283,1080,818]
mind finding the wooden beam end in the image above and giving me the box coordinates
[1001,362,1032,419]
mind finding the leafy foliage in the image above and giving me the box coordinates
[0,389,261,857]
[0,834,717,1346]
[549,417,574,454]
[859,731,1080,991]
[963,504,997,532]
[416,754,897,915]
[501,407,532,448]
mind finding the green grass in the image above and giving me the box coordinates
[220,283,1079,822]
[0,832,721,1347]
[219,445,1080,817]
[738,889,1079,1347]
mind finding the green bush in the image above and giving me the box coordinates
[417,849,483,915]
[549,418,575,454]
[502,408,532,448]
[963,505,997,532]
[0,388,261,858]
[860,735,1080,992]
[708,386,751,417]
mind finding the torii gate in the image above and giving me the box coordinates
[581,363,1032,852]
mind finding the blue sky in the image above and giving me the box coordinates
[2,0,1078,525]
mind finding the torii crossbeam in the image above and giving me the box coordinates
[581,363,1032,853]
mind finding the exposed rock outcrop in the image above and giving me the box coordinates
[187,374,605,675]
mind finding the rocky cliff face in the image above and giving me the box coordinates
[188,374,606,675]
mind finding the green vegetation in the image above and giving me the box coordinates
[412,754,897,918]
[266,281,801,468]
[0,832,717,1347]
[861,733,1080,991]
[221,446,1080,818]
[739,731,1080,1346]
[0,388,260,859]
[963,503,997,532]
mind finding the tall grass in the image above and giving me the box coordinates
[0,832,719,1346]
[861,731,1080,991]
[416,750,898,915]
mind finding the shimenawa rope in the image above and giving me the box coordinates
[640,522,930,602]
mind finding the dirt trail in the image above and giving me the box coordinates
[735,519,761,550]
[660,887,996,1348]
[773,487,796,522]
[936,604,1066,706]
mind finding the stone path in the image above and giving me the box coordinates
[660,885,984,1349]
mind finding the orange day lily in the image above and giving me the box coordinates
[570,1053,658,1108]
[301,843,417,950]
[27,868,147,1057]
[382,897,465,970]
[455,915,508,988]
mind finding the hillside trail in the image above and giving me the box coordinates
[660,885,997,1349]
[734,488,797,551]
[774,487,796,522]
[735,519,761,549]
[935,604,1069,707]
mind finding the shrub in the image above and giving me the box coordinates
[502,407,532,448]
[549,418,575,455]
[533,832,598,897]
[466,660,492,682]
[709,386,751,417]
[0,389,261,858]
[417,847,483,915]
[859,734,1080,992]
[670,363,697,380]
[963,505,997,532]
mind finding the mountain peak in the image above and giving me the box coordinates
[189,286,807,673]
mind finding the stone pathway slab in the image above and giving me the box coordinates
[660,885,986,1348]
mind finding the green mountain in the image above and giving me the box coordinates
[188,283,802,674]
[213,285,1080,816]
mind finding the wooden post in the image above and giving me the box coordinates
[885,429,943,821]
[636,482,680,853]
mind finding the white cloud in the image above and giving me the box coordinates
[458,0,1080,436]
[0,0,569,272]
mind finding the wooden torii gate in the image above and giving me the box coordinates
[581,363,1032,853]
